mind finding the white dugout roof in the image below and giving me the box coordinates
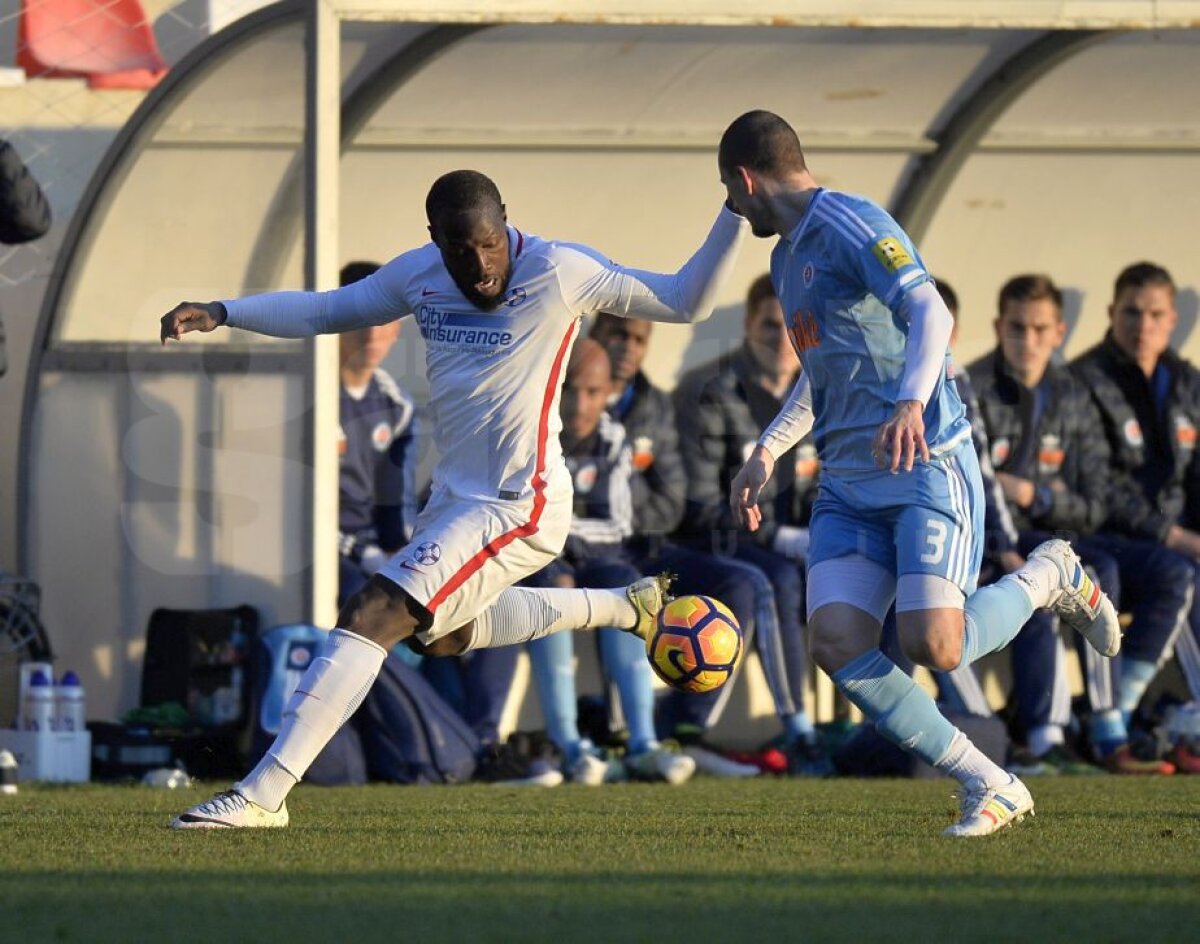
[23,1,1200,716]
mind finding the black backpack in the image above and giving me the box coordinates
[251,624,478,785]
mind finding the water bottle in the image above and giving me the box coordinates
[0,749,17,795]
[54,671,86,733]
[21,670,54,732]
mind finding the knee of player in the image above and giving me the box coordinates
[338,576,422,647]
[900,627,962,672]
[408,624,472,658]
[807,624,853,674]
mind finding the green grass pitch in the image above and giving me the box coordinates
[1,778,1196,943]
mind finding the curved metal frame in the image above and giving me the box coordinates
[892,29,1116,241]
[16,0,307,572]
[242,22,489,292]
[17,18,1127,573]
[17,10,490,574]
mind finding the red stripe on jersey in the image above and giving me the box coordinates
[426,319,578,613]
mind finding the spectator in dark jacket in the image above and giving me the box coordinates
[1072,262,1200,773]
[673,275,831,775]
[589,313,767,777]
[336,262,419,604]
[881,280,1019,723]
[523,339,697,786]
[0,138,52,378]
[969,274,1164,773]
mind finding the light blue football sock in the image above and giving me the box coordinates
[527,631,582,758]
[832,649,957,767]
[1089,709,1129,757]
[783,711,815,742]
[1117,658,1159,722]
[958,575,1037,668]
[597,627,657,755]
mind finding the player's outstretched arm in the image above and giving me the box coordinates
[158,265,410,344]
[570,205,748,325]
[160,301,227,345]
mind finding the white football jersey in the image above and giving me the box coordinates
[225,208,745,506]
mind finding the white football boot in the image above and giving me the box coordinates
[683,744,761,779]
[943,774,1035,838]
[567,751,622,786]
[1028,539,1121,657]
[625,746,697,785]
[170,789,289,829]
[624,573,673,641]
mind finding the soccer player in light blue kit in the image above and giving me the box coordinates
[720,111,1122,837]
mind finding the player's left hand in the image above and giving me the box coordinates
[731,444,775,532]
[873,400,929,472]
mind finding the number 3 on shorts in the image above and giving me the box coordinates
[920,519,948,565]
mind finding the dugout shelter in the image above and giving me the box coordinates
[13,1,1200,722]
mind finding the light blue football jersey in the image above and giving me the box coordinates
[770,189,970,472]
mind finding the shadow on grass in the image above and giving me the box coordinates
[2,867,1198,944]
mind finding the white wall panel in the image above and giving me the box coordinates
[30,375,129,719]
[923,151,1200,368]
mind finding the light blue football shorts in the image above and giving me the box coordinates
[808,437,984,597]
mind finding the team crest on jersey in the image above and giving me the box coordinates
[631,436,655,472]
[287,643,314,670]
[1124,419,1144,447]
[1175,414,1197,451]
[414,542,442,565]
[871,237,913,273]
[802,262,815,287]
[372,422,393,452]
[574,461,599,494]
[1037,435,1065,475]
[991,437,1011,467]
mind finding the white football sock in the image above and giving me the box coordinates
[936,730,1010,789]
[1012,556,1063,609]
[467,587,636,650]
[237,628,386,811]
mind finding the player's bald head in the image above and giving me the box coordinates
[719,110,807,178]
[425,170,505,227]
[566,338,611,386]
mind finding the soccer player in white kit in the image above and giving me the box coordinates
[161,170,747,828]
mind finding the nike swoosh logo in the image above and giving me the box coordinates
[399,561,422,572]
[421,287,436,297]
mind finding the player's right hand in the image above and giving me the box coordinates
[160,301,227,345]
[731,444,775,532]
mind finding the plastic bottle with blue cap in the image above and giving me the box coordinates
[21,670,54,733]
[54,671,86,732]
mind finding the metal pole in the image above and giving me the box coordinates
[305,0,342,627]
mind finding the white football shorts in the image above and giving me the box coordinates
[377,483,571,643]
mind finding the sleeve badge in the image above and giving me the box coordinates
[871,236,914,273]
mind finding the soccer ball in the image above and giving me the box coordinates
[646,595,742,694]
